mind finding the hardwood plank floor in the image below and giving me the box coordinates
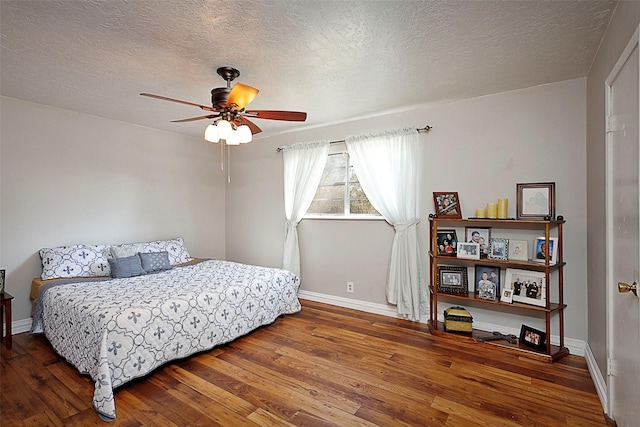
[0,299,610,426]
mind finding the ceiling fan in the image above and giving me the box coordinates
[140,66,307,143]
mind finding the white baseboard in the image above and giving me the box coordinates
[297,290,586,356]
[584,342,609,415]
[5,317,32,336]
[298,290,406,319]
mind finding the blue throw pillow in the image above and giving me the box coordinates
[108,255,146,278]
[139,251,171,273]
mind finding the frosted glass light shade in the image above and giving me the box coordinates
[237,125,252,143]
[225,130,240,145]
[204,124,219,142]
[216,120,232,139]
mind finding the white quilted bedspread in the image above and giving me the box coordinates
[32,259,301,421]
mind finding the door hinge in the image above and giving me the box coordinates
[607,357,617,377]
[606,115,621,133]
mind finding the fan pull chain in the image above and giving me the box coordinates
[227,145,232,183]
[220,140,225,171]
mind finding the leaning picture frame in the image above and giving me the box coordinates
[516,182,556,220]
[436,229,458,256]
[437,265,468,295]
[465,227,491,257]
[433,192,462,218]
[506,268,546,307]
[500,287,514,303]
[488,238,509,261]
[0,269,4,294]
[533,236,558,264]
[474,265,500,301]
[457,242,480,260]
[507,239,529,261]
[519,324,547,351]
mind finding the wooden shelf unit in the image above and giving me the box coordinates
[428,216,569,362]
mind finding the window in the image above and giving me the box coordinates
[306,151,381,218]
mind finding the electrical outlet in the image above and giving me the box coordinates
[347,281,354,293]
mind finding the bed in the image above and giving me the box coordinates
[30,239,300,421]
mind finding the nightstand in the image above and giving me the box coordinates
[1,292,14,350]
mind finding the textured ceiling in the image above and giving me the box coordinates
[1,0,616,140]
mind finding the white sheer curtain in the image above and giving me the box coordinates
[281,140,329,277]
[346,127,426,321]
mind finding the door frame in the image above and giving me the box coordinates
[604,23,640,418]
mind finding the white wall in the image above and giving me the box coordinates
[586,1,640,380]
[0,97,227,323]
[226,78,588,342]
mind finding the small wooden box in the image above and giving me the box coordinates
[444,306,473,333]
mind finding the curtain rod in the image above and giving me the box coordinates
[275,125,432,152]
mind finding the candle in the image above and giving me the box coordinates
[476,207,486,218]
[497,197,508,219]
[486,203,497,219]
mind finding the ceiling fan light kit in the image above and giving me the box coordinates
[204,121,252,144]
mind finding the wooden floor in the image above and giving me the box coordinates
[1,299,609,426]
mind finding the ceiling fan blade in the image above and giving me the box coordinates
[226,83,259,110]
[140,93,216,112]
[238,115,262,134]
[244,110,307,121]
[170,114,220,123]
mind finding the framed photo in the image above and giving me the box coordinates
[505,268,546,307]
[519,324,546,351]
[508,239,529,261]
[516,182,556,220]
[436,230,458,256]
[475,265,500,301]
[437,265,468,295]
[533,236,558,264]
[488,238,509,261]
[0,269,4,294]
[433,192,462,218]
[500,287,514,303]
[465,227,491,257]
[457,242,480,260]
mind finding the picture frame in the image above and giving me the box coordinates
[475,265,500,301]
[507,239,529,261]
[516,182,556,220]
[457,242,480,260]
[488,238,509,261]
[505,268,546,307]
[433,192,462,218]
[465,227,491,257]
[437,265,468,295]
[0,269,4,294]
[519,324,547,351]
[500,287,514,303]
[533,236,558,264]
[436,229,458,256]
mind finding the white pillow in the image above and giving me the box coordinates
[40,244,112,280]
[110,243,145,258]
[110,237,190,266]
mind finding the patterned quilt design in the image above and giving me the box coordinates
[32,260,301,421]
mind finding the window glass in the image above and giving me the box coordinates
[306,152,380,218]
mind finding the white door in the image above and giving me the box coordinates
[606,25,640,427]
